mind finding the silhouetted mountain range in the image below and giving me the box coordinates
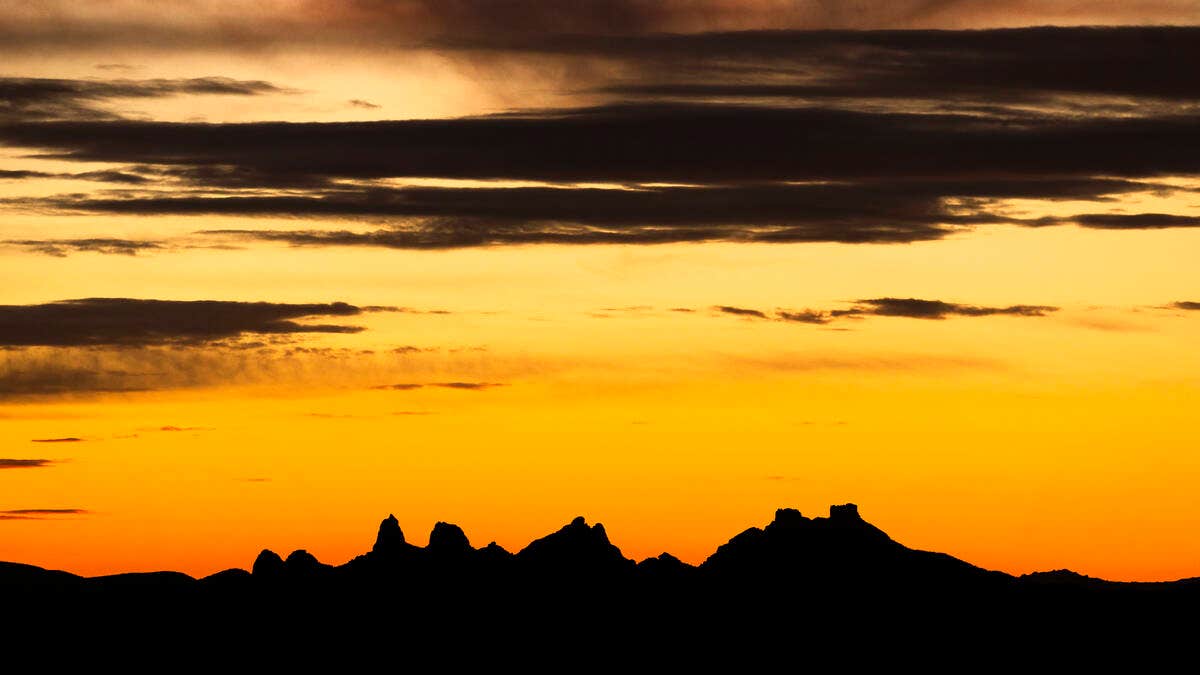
[4,504,1197,654]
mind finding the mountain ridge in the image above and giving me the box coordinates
[4,503,1195,586]
[5,503,1199,653]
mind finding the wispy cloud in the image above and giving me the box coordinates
[4,238,164,257]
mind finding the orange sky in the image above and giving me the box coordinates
[2,2,1199,582]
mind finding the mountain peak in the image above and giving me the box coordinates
[829,503,861,521]
[252,549,284,577]
[284,549,329,576]
[516,516,632,574]
[703,503,903,577]
[429,521,472,556]
[771,508,808,529]
[373,514,406,555]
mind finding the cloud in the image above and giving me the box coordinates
[1054,214,1200,230]
[0,458,54,468]
[1172,302,1200,311]
[4,238,165,257]
[433,381,505,390]
[559,27,1200,106]
[715,306,769,319]
[0,299,428,399]
[0,1,1194,54]
[2,96,1194,248]
[6,104,1198,184]
[0,27,1195,254]
[709,298,1058,325]
[396,2,1200,38]
[4,174,1152,248]
[392,345,435,354]
[0,169,149,184]
[728,352,1003,374]
[373,381,506,391]
[0,337,519,400]
[348,99,380,109]
[0,345,355,399]
[841,298,1058,320]
[777,310,832,325]
[0,76,289,121]
[0,508,88,520]
[0,357,155,398]
[30,437,83,443]
[0,298,386,347]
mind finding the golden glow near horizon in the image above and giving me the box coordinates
[2,5,1200,583]
[2,229,1198,581]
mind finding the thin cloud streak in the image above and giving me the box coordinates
[0,298,386,347]
[4,238,165,257]
[708,298,1059,325]
[372,382,507,391]
[715,306,770,319]
[0,458,55,468]
[0,508,88,520]
[0,76,289,121]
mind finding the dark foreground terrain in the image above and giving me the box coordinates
[4,504,1197,661]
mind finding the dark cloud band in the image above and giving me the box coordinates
[5,105,1200,183]
[373,382,506,391]
[0,76,288,121]
[7,176,1178,248]
[0,458,54,468]
[0,298,382,347]
[714,298,1059,325]
[0,508,87,520]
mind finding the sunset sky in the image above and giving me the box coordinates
[2,1,1199,582]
